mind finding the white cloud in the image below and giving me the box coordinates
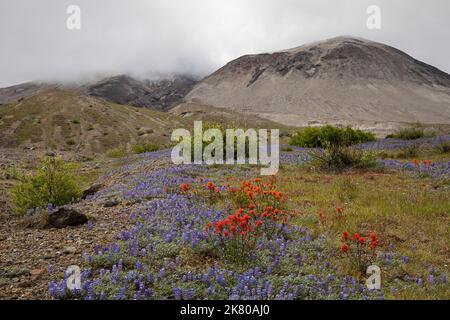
[0,0,449,87]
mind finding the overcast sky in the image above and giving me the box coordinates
[0,0,449,87]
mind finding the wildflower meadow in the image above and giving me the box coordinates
[47,134,449,300]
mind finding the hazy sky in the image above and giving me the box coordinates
[0,0,449,87]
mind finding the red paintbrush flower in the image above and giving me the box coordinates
[181,183,190,191]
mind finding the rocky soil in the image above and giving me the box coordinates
[0,150,170,299]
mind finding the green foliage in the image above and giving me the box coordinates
[290,125,375,148]
[10,157,81,216]
[132,143,160,154]
[310,143,377,171]
[187,122,252,161]
[105,148,126,158]
[65,138,76,146]
[436,141,450,154]
[396,144,421,159]
[387,123,430,140]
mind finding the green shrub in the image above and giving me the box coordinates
[377,150,390,159]
[436,141,450,154]
[187,123,252,162]
[66,139,76,146]
[290,125,375,148]
[105,148,126,158]
[10,157,81,216]
[387,123,427,140]
[397,144,420,158]
[132,143,160,154]
[310,143,377,171]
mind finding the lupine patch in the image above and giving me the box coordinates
[48,156,383,300]
[46,140,449,300]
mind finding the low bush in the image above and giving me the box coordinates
[65,139,76,146]
[10,156,81,216]
[105,148,126,158]
[187,122,252,162]
[132,143,160,154]
[386,123,430,140]
[290,125,375,148]
[397,144,420,158]
[310,144,377,171]
[436,141,450,154]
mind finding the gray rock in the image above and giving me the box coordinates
[47,207,88,228]
[81,183,102,199]
[104,199,120,208]
[63,246,77,254]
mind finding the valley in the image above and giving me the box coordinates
[0,35,449,301]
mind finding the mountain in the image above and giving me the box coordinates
[83,74,197,111]
[0,82,57,104]
[0,74,197,111]
[0,89,188,154]
[185,36,450,128]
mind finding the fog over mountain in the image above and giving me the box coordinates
[1,0,450,87]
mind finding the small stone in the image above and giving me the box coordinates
[30,269,45,276]
[63,246,77,254]
[104,199,120,208]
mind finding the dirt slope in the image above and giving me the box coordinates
[185,36,450,127]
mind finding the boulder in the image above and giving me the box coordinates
[47,207,88,228]
[81,183,102,199]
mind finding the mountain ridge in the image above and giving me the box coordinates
[185,36,450,127]
[0,74,198,111]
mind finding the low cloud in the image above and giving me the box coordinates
[0,0,449,87]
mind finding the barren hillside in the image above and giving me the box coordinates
[185,36,450,128]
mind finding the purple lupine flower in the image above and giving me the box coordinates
[173,288,182,300]
[215,273,226,287]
